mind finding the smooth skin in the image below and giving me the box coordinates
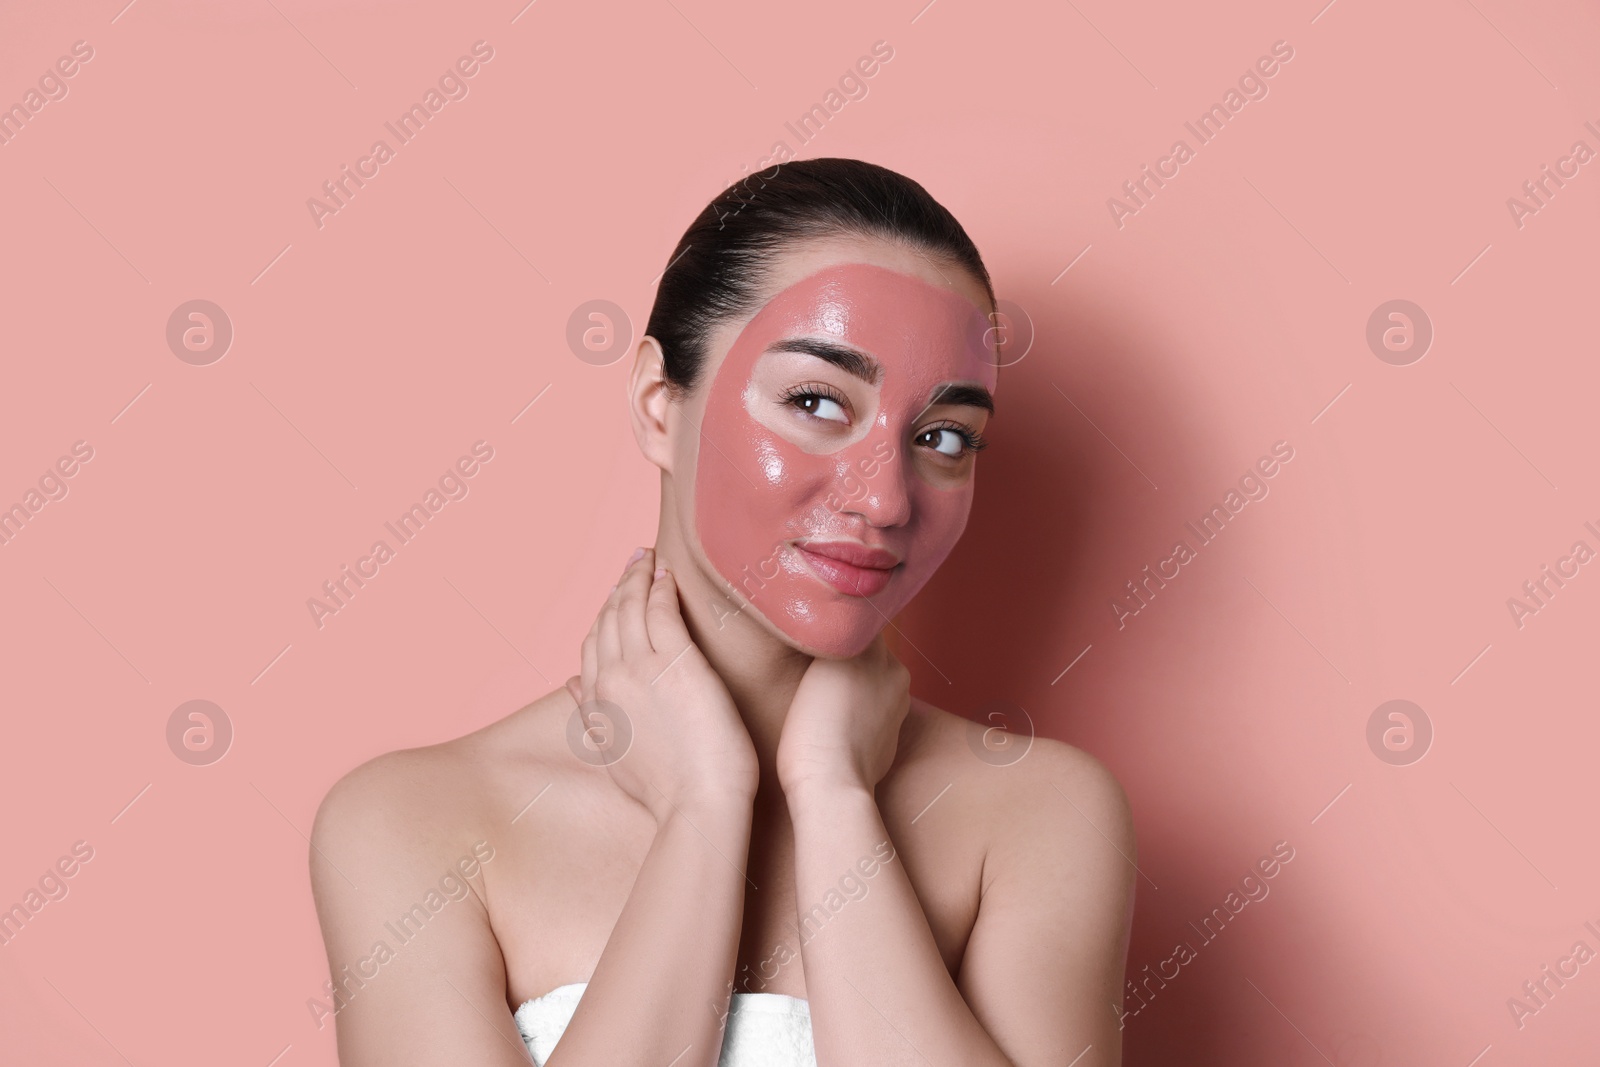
[309,234,1137,1066]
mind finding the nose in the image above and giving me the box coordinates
[836,438,912,528]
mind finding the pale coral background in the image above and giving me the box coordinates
[2,0,1597,1064]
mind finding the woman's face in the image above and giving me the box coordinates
[684,243,999,658]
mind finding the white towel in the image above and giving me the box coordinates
[514,982,816,1066]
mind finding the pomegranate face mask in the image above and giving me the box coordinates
[693,261,997,657]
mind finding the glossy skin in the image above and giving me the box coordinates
[696,261,998,657]
[310,235,1137,1067]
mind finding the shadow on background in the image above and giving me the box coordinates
[895,278,1398,1067]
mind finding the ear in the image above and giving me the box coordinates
[628,335,675,473]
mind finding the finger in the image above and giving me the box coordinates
[616,547,656,659]
[563,674,582,705]
[645,566,692,656]
[598,581,624,670]
[600,547,646,662]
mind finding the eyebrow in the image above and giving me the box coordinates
[765,336,995,415]
[924,383,995,416]
[767,337,882,385]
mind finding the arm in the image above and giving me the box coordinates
[310,753,759,1067]
[952,745,1137,1066]
[786,743,1136,1067]
[545,549,763,1065]
[787,778,1000,1065]
[312,552,761,1066]
[309,754,536,1066]
[540,798,755,1066]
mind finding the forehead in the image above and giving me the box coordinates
[755,263,991,367]
[708,252,999,393]
[757,235,992,311]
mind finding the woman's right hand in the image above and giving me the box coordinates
[565,546,758,824]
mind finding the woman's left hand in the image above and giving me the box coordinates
[777,633,912,796]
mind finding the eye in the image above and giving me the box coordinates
[916,422,988,458]
[777,383,852,425]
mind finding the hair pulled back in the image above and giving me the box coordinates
[645,158,996,401]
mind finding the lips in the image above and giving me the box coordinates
[793,539,901,597]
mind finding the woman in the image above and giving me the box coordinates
[310,158,1136,1066]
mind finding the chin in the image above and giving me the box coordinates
[746,589,910,659]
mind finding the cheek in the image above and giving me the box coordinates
[695,403,834,582]
[898,482,972,584]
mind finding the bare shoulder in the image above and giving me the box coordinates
[891,699,1135,861]
[309,686,580,897]
[904,701,1136,1064]
[306,691,582,1060]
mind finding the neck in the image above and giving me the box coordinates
[652,515,814,795]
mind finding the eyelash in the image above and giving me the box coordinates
[777,385,988,457]
[920,420,989,456]
[776,382,851,420]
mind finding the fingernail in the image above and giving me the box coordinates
[627,547,645,566]
[654,567,667,580]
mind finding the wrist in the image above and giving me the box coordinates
[780,772,874,808]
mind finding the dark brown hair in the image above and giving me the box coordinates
[645,158,996,400]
